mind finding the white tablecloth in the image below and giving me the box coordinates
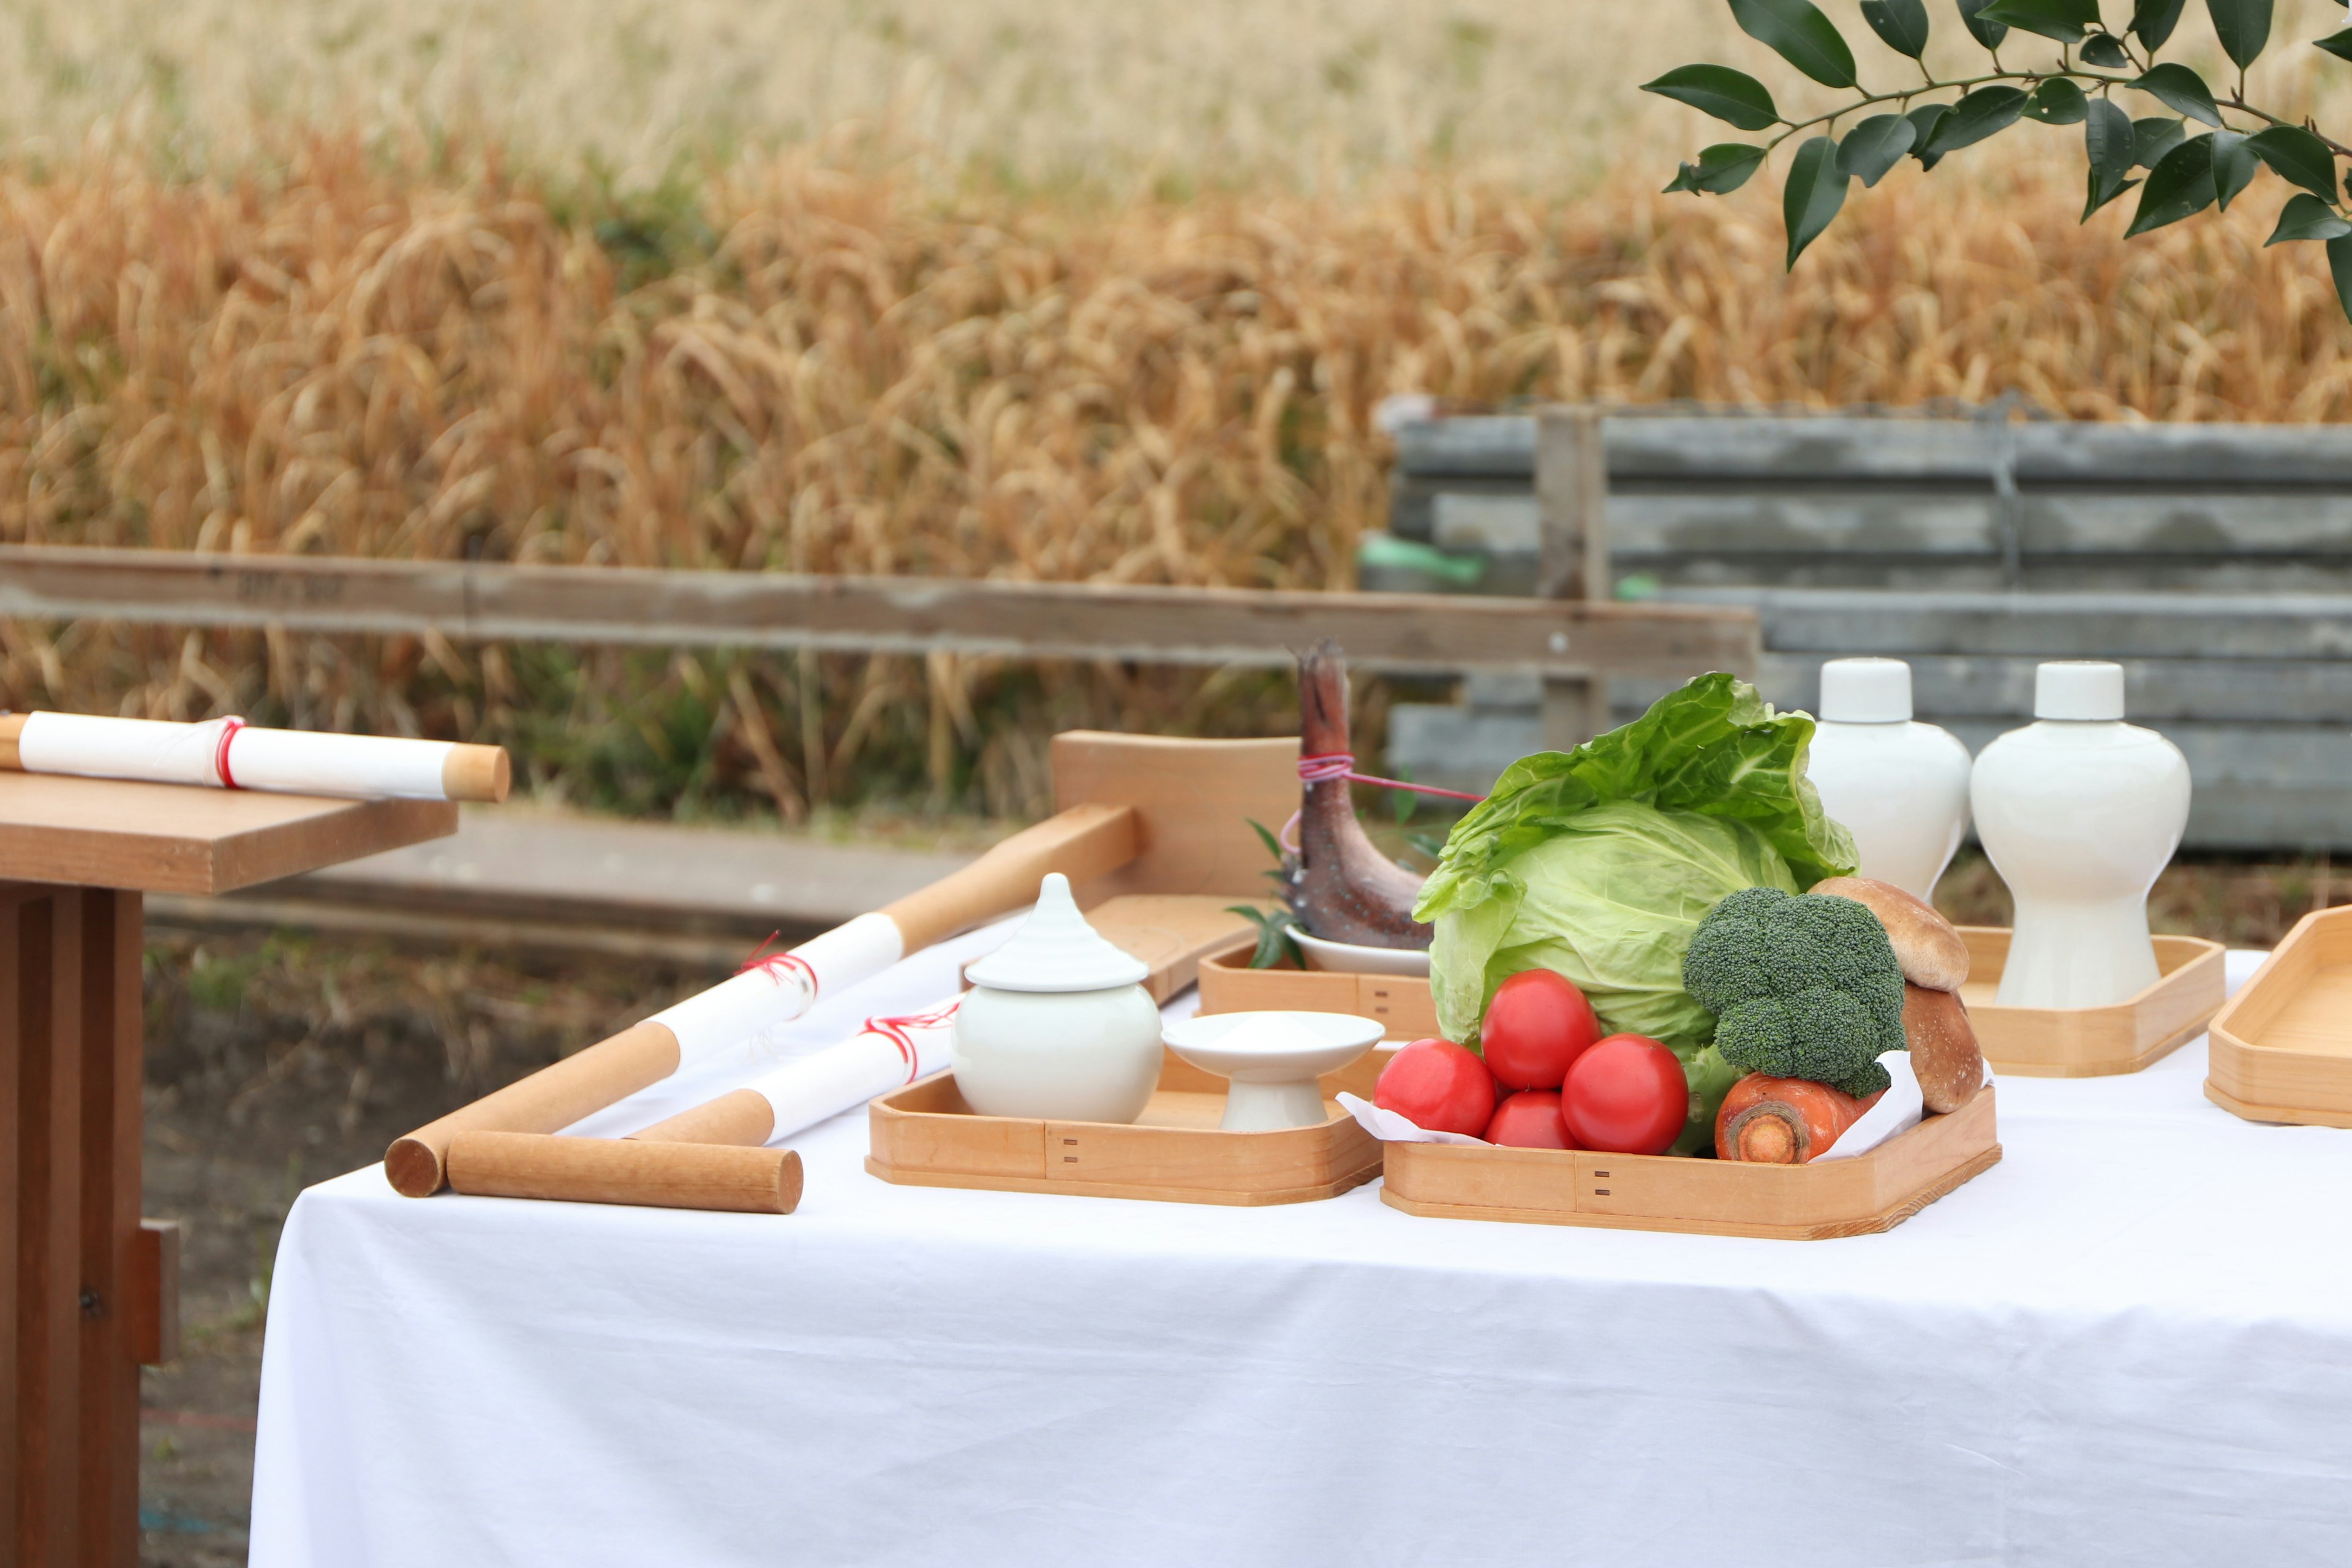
[249,945,2352,1567]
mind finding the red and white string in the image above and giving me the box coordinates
[1280,752,1485,851]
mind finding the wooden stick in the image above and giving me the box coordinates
[631,1088,775,1147]
[445,1131,803,1215]
[384,801,1142,1196]
[440,744,512,803]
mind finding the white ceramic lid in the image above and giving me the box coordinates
[1818,657,1912,723]
[962,873,1149,993]
[2035,660,2125,721]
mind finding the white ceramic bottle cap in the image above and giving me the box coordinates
[962,873,1150,993]
[2034,661,2126,721]
[1818,658,1913,723]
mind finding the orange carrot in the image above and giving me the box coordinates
[1714,1074,1883,1164]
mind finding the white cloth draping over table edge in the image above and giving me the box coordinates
[250,947,2352,1568]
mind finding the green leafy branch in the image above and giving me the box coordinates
[1645,0,2352,317]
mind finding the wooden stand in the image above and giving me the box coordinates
[1959,927,2225,1078]
[1382,1084,2000,1240]
[867,1048,1387,1207]
[1196,949,1438,1040]
[0,772,453,1566]
[2206,907,2352,1127]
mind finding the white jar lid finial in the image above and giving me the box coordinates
[1818,657,1912,723]
[962,873,1150,993]
[2034,661,2126,721]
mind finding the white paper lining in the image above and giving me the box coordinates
[651,911,907,1065]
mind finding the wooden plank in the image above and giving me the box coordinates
[78,890,141,1567]
[0,546,1760,679]
[11,891,82,1564]
[0,774,457,897]
[129,1221,180,1369]
[1660,588,2352,660]
[1536,409,1611,749]
[1393,413,2352,486]
[1052,733,1301,903]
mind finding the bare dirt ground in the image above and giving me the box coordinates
[130,852,2345,1564]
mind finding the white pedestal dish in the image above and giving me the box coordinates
[1161,1011,1386,1131]
[1291,929,1431,977]
[1971,662,2191,1010]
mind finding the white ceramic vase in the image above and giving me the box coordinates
[1970,662,2191,1009]
[950,873,1164,1123]
[1804,658,1974,900]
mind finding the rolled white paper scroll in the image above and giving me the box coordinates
[630,995,960,1148]
[0,711,510,802]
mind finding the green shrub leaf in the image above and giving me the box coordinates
[1836,115,1918,186]
[2082,100,2140,219]
[2211,129,2256,211]
[2127,134,2217,236]
[1730,0,1860,88]
[1861,0,1933,55]
[1642,65,1782,130]
[2023,78,2089,126]
[1665,143,1771,194]
[2318,26,2352,63]
[2128,63,2223,127]
[1956,0,2010,49]
[2268,193,2352,245]
[2079,31,2132,66]
[2128,0,2188,47]
[2206,0,2272,72]
[2245,126,2339,202]
[1977,0,2100,42]
[2133,116,2186,169]
[1782,135,1851,266]
[2329,234,2352,325]
[1924,86,2029,156]
[1906,103,1954,169]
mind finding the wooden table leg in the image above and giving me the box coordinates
[0,884,143,1567]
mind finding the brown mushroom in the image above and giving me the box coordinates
[1807,875,1970,993]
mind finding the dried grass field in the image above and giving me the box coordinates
[4,2,2352,815]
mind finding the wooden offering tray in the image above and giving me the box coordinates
[1382,1084,2000,1240]
[868,1047,1387,1206]
[1959,927,2225,1078]
[2206,907,2352,1128]
[1197,949,1438,1041]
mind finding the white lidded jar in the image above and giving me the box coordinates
[951,872,1163,1123]
[1970,661,2192,1009]
[1804,658,1975,901]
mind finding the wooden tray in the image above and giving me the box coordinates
[2206,906,2352,1127]
[1382,1083,2000,1240]
[867,1047,1389,1206]
[1196,949,1438,1040]
[1959,927,2225,1077]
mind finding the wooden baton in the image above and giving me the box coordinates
[445,1131,804,1215]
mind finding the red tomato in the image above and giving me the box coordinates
[1374,1038,1497,1137]
[1478,968,1602,1089]
[1483,1089,1575,1149]
[1561,1034,1689,1156]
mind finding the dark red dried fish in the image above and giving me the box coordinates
[1291,640,1433,949]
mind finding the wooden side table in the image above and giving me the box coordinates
[0,774,456,1566]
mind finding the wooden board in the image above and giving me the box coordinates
[2206,906,2352,1126]
[1084,896,1260,1004]
[1196,949,1439,1042]
[1957,928,2225,1077]
[1381,1083,2000,1240]
[1052,731,1300,903]
[0,772,456,895]
[867,1047,1388,1207]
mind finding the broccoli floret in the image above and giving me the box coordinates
[1681,886,1904,1098]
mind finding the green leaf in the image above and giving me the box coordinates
[1977,0,2099,42]
[2211,130,2256,212]
[2083,99,2139,218]
[1836,115,1917,186]
[1955,0,2011,47]
[2267,193,2352,245]
[2206,0,2271,72]
[1729,0,1859,88]
[2328,234,2352,325]
[1226,905,1303,970]
[1782,134,1850,266]
[2133,116,2186,169]
[2127,134,2217,236]
[1640,64,1782,131]
[1665,142,1771,194]
[1924,86,2029,156]
[1860,0,1932,55]
[2128,63,2223,127]
[1906,103,1954,169]
[2319,27,2352,63]
[2079,31,2132,66]
[2245,126,2339,202]
[2128,0,2188,48]
[2023,78,2089,125]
